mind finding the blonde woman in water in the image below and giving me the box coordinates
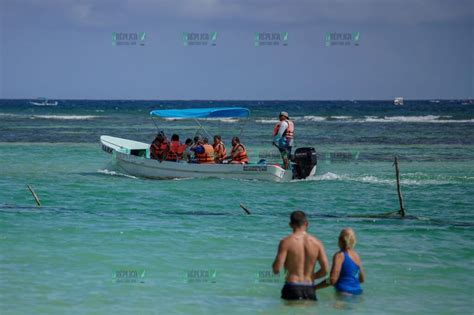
[315,228,365,295]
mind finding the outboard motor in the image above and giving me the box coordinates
[292,147,317,179]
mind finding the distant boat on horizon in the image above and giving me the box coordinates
[30,98,58,106]
[394,97,404,106]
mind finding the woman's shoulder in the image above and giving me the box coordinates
[333,251,345,261]
[348,250,362,265]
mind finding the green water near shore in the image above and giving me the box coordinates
[1,142,473,314]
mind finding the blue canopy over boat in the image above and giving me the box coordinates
[150,107,250,119]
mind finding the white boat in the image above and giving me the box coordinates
[394,97,404,106]
[100,107,317,182]
[30,98,58,106]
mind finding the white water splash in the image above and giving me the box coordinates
[97,169,137,179]
[312,172,453,185]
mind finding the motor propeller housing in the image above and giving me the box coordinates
[292,147,317,179]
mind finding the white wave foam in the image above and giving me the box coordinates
[257,115,472,124]
[202,118,239,123]
[32,115,99,120]
[0,113,22,118]
[314,172,342,180]
[163,117,238,123]
[330,116,352,120]
[301,115,326,122]
[97,169,137,179]
[313,172,452,185]
[362,115,473,123]
[255,119,279,124]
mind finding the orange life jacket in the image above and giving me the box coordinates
[177,144,187,155]
[273,119,294,139]
[213,142,227,162]
[151,139,169,160]
[196,144,215,164]
[166,140,181,161]
[231,143,249,163]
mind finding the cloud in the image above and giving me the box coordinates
[2,0,473,30]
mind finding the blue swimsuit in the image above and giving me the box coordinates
[335,251,363,295]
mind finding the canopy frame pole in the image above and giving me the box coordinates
[151,117,160,131]
[193,118,212,140]
[238,116,249,137]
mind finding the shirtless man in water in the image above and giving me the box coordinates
[272,210,329,301]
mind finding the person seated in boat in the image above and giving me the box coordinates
[224,137,249,164]
[166,134,182,162]
[150,132,169,161]
[190,137,215,164]
[181,138,193,161]
[213,135,227,163]
[315,228,365,296]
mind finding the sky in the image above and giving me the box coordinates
[0,0,472,100]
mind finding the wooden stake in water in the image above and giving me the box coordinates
[240,203,251,215]
[394,156,405,217]
[27,184,41,207]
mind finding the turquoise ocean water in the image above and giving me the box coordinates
[1,100,473,314]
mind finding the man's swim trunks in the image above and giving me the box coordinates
[281,282,316,301]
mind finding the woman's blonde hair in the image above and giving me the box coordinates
[339,228,356,250]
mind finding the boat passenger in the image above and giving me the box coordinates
[166,134,181,161]
[191,138,215,164]
[315,228,365,296]
[213,135,227,163]
[272,210,329,301]
[226,137,249,164]
[272,111,294,170]
[181,138,193,161]
[150,132,169,161]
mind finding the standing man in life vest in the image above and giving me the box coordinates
[273,111,294,170]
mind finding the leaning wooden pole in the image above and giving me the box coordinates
[394,156,405,217]
[27,184,41,207]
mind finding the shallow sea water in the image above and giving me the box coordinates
[1,100,473,314]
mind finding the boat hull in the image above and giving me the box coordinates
[30,101,58,106]
[100,136,315,182]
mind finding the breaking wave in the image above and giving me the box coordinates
[256,115,473,123]
[32,115,99,120]
[360,115,474,123]
[255,119,279,124]
[164,117,239,123]
[0,113,23,118]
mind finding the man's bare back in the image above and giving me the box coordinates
[272,211,328,300]
[283,232,325,282]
